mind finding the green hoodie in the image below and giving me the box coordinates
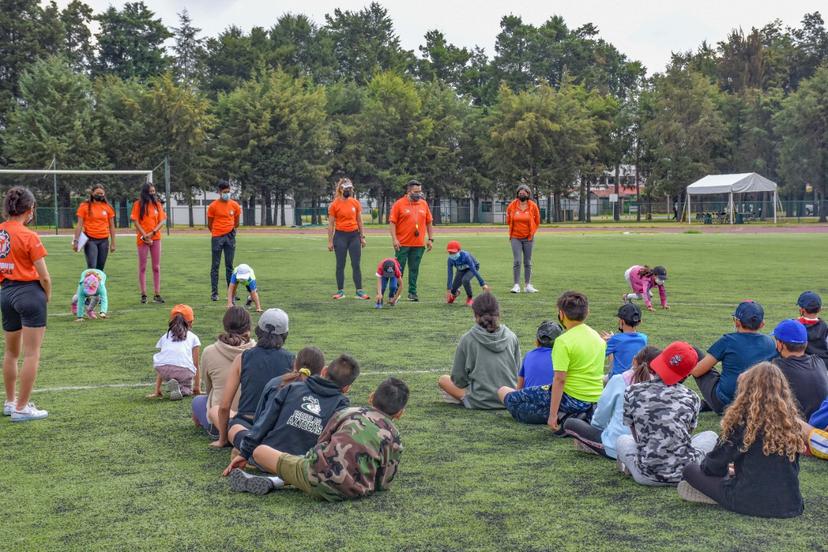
[451,324,521,409]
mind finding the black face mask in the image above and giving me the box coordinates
[343,190,352,198]
[409,193,422,202]
[93,194,105,201]
[518,194,529,201]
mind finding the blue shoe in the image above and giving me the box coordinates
[375,302,382,309]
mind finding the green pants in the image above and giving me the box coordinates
[395,246,426,295]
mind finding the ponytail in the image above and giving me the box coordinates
[167,314,189,342]
[631,346,661,384]
[472,293,500,333]
[279,346,325,388]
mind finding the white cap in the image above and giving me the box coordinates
[235,264,252,280]
[258,308,288,334]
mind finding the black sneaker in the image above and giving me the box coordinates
[245,296,253,308]
[408,293,419,302]
[140,294,147,304]
[153,294,165,304]
[229,468,275,495]
[211,292,219,302]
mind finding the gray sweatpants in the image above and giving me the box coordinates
[510,238,534,285]
[615,431,718,486]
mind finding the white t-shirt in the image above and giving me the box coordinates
[153,330,201,373]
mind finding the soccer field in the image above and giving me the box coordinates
[2,230,827,551]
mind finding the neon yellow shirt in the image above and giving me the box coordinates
[551,323,606,402]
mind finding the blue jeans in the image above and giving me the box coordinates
[380,276,399,298]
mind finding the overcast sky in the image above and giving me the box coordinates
[55,0,823,74]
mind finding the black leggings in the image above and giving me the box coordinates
[563,417,612,459]
[682,463,726,503]
[84,238,109,270]
[333,230,362,290]
[450,269,475,298]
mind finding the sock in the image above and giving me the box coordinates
[267,476,285,488]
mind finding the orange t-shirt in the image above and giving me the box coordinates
[506,199,540,239]
[389,197,433,247]
[0,220,48,283]
[328,197,362,232]
[207,199,241,237]
[131,200,167,246]
[76,201,115,239]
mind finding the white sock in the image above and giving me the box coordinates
[267,476,285,488]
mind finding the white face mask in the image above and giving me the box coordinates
[220,192,230,201]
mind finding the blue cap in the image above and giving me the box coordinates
[772,319,808,344]
[797,291,822,311]
[732,300,764,326]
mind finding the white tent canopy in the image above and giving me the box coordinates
[685,173,779,224]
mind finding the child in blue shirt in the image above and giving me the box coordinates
[445,240,489,306]
[518,321,564,388]
[227,264,262,312]
[601,303,648,377]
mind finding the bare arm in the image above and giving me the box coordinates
[691,354,718,378]
[516,376,525,390]
[226,282,237,308]
[108,218,116,251]
[327,217,335,250]
[33,258,51,303]
[73,217,84,251]
[207,216,213,232]
[389,222,400,250]
[192,346,201,395]
[547,371,568,429]
[358,215,366,247]
[212,354,242,447]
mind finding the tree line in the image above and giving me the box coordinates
[1,1,827,223]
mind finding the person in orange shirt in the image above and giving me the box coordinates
[207,181,241,301]
[327,178,368,300]
[0,187,52,421]
[506,184,540,294]
[131,182,167,304]
[389,180,434,302]
[72,184,116,271]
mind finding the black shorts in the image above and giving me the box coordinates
[1,280,47,331]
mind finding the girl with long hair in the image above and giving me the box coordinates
[131,182,166,304]
[679,362,806,518]
[72,184,116,270]
[506,184,541,294]
[147,305,201,401]
[327,177,368,300]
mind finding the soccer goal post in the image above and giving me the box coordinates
[0,167,158,235]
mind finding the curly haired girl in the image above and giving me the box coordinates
[678,361,806,518]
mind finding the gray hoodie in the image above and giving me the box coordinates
[451,324,520,409]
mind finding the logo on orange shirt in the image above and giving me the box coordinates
[0,230,10,258]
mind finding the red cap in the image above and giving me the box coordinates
[446,240,461,253]
[650,342,698,385]
[170,304,194,323]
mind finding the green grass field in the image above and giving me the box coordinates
[1,230,827,551]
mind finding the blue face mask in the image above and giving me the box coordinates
[449,253,460,261]
[220,192,230,201]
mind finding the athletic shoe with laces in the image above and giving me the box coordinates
[332,290,346,300]
[153,294,165,304]
[86,309,97,319]
[510,284,521,293]
[524,284,539,293]
[465,297,474,306]
[355,290,370,300]
[408,293,419,302]
[3,400,16,416]
[677,481,717,504]
[167,379,183,401]
[375,301,382,309]
[211,292,219,302]
[140,294,148,304]
[229,468,285,495]
[245,296,253,308]
[11,403,48,422]
[447,294,457,304]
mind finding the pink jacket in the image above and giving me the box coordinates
[628,265,667,308]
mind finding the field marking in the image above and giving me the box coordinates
[32,369,443,394]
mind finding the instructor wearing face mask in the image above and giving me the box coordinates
[72,184,116,271]
[506,184,540,294]
[208,181,241,302]
[389,180,434,302]
[327,178,368,300]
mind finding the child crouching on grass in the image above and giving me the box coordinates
[72,269,108,321]
[445,241,489,306]
[679,362,805,518]
[375,257,402,308]
[227,263,262,312]
[223,377,408,502]
[147,304,201,401]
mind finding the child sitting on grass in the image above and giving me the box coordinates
[445,240,489,306]
[497,321,563,424]
[770,319,828,420]
[375,257,402,308]
[564,346,660,459]
[616,342,717,486]
[226,352,357,495]
[227,263,262,312]
[546,291,606,433]
[223,377,408,502]
[72,268,108,321]
[679,362,805,518]
[797,291,828,367]
[692,300,776,414]
[147,305,201,401]
[437,293,520,409]
[601,303,648,377]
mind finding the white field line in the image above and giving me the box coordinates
[32,369,443,394]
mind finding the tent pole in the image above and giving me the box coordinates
[729,192,734,224]
[773,190,778,224]
[687,194,691,224]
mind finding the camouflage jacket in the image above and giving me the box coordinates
[623,376,702,483]
[306,406,403,501]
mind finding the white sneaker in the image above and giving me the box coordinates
[524,284,539,293]
[11,403,48,422]
[166,379,183,401]
[3,400,15,416]
[510,284,521,293]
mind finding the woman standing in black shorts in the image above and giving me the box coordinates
[0,187,51,421]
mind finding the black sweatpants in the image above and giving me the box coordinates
[84,238,109,271]
[563,417,611,458]
[211,231,236,294]
[693,370,726,414]
[333,230,362,290]
[450,269,475,298]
